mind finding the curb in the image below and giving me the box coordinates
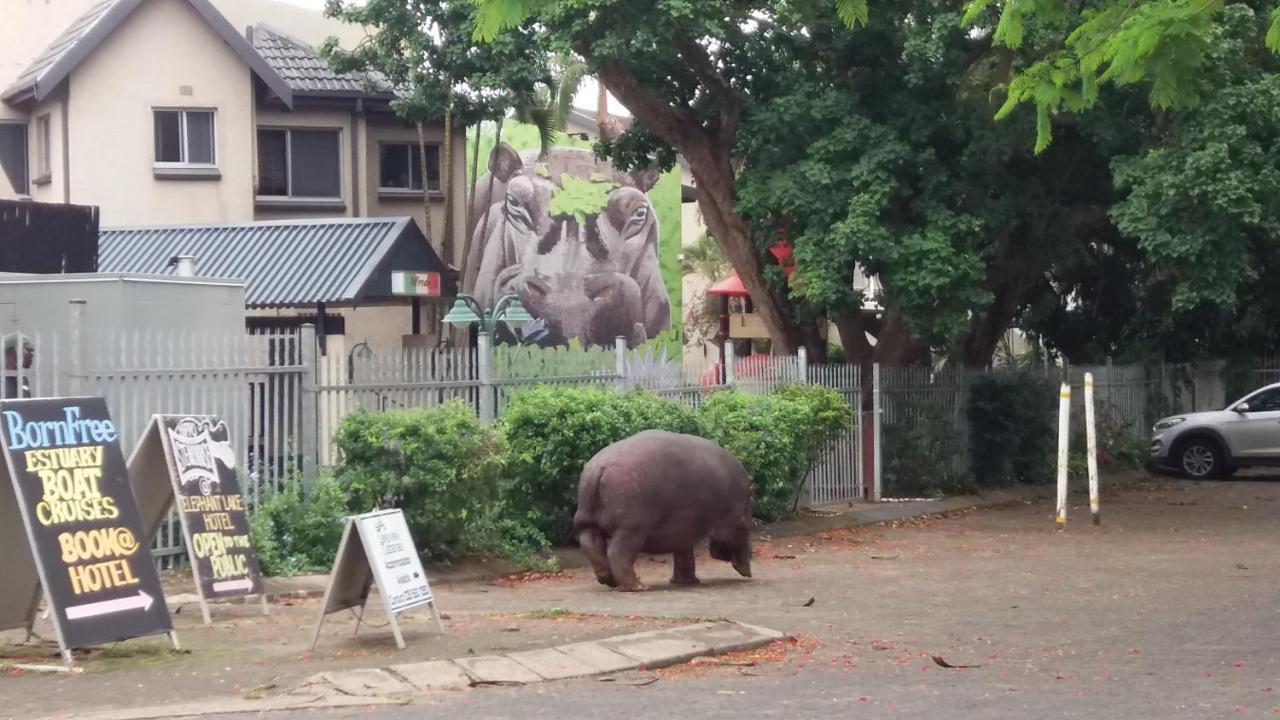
[46,622,789,720]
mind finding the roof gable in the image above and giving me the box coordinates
[2,0,294,107]
[98,217,451,308]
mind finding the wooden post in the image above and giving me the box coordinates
[1056,383,1071,529]
[1085,373,1100,525]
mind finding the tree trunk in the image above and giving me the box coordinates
[590,57,802,354]
[442,102,455,266]
[463,117,504,294]
[415,122,435,248]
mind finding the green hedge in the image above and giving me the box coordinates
[333,400,508,562]
[249,475,348,577]
[882,401,974,498]
[967,372,1057,486]
[499,386,703,545]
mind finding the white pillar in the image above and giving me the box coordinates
[1056,382,1071,529]
[872,363,883,502]
[1085,372,1100,525]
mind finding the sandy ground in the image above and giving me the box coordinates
[6,471,1280,719]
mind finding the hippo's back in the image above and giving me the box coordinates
[576,430,751,536]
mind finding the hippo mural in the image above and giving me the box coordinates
[464,143,673,348]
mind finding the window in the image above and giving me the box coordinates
[257,128,341,199]
[379,142,440,193]
[35,115,51,181]
[1244,389,1280,413]
[153,109,215,165]
[0,123,28,194]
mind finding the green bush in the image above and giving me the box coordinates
[882,401,975,498]
[249,476,348,576]
[333,400,507,562]
[967,371,1057,487]
[499,386,703,544]
[697,385,851,522]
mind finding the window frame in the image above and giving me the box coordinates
[152,108,217,168]
[0,121,30,195]
[1241,388,1280,413]
[255,126,344,203]
[34,114,51,184]
[377,141,442,196]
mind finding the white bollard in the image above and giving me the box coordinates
[1056,382,1071,529]
[1085,372,1100,525]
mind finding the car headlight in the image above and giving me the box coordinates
[1153,417,1186,431]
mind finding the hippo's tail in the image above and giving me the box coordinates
[572,461,605,533]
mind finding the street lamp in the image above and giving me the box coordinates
[441,293,533,422]
[442,293,532,334]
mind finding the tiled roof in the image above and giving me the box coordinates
[99,217,448,307]
[250,24,394,98]
[4,0,117,102]
[3,0,293,106]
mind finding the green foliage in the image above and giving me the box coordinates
[882,403,975,498]
[249,477,349,577]
[547,174,613,225]
[967,372,1057,486]
[697,386,852,521]
[333,401,507,561]
[499,386,703,544]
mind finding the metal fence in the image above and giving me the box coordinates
[1,323,307,567]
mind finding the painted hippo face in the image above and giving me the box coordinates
[467,144,669,348]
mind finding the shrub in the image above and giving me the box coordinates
[499,386,702,544]
[249,476,348,576]
[882,401,975,498]
[967,371,1057,487]
[333,400,507,562]
[697,385,851,522]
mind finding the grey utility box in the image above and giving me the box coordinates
[0,272,246,337]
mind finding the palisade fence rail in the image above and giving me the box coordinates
[4,315,1254,567]
[1259,355,1280,386]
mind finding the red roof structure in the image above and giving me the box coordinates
[707,271,749,297]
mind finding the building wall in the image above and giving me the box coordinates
[252,107,356,221]
[66,0,256,225]
[246,302,446,355]
[23,95,67,203]
[362,118,468,267]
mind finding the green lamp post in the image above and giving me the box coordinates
[441,293,533,421]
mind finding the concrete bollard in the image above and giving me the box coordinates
[1056,383,1071,529]
[1085,373,1100,525]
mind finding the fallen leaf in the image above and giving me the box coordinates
[870,554,900,561]
[801,597,815,607]
[773,554,798,560]
[932,656,980,669]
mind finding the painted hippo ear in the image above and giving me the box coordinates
[488,142,524,182]
[629,166,660,193]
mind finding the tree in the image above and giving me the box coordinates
[321,0,553,268]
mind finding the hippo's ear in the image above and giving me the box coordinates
[629,165,660,193]
[488,142,523,182]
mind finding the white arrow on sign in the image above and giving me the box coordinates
[65,591,155,620]
[212,579,254,593]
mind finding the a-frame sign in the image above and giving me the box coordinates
[311,509,445,650]
[128,415,266,624]
[0,398,177,666]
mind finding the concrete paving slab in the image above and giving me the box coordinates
[507,648,598,681]
[599,632,711,669]
[670,621,787,654]
[555,641,641,674]
[454,655,544,684]
[390,660,473,691]
[315,668,417,697]
[50,694,407,720]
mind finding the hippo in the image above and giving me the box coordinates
[465,143,671,348]
[573,430,754,591]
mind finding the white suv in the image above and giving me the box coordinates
[1147,383,1280,478]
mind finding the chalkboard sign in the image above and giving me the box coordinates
[0,398,175,663]
[128,415,264,624]
[310,509,444,650]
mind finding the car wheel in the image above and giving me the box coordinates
[1178,439,1223,479]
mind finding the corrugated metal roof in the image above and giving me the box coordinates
[99,217,420,307]
[250,24,394,97]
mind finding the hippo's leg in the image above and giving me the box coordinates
[578,527,616,587]
[670,549,699,585]
[606,532,647,592]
